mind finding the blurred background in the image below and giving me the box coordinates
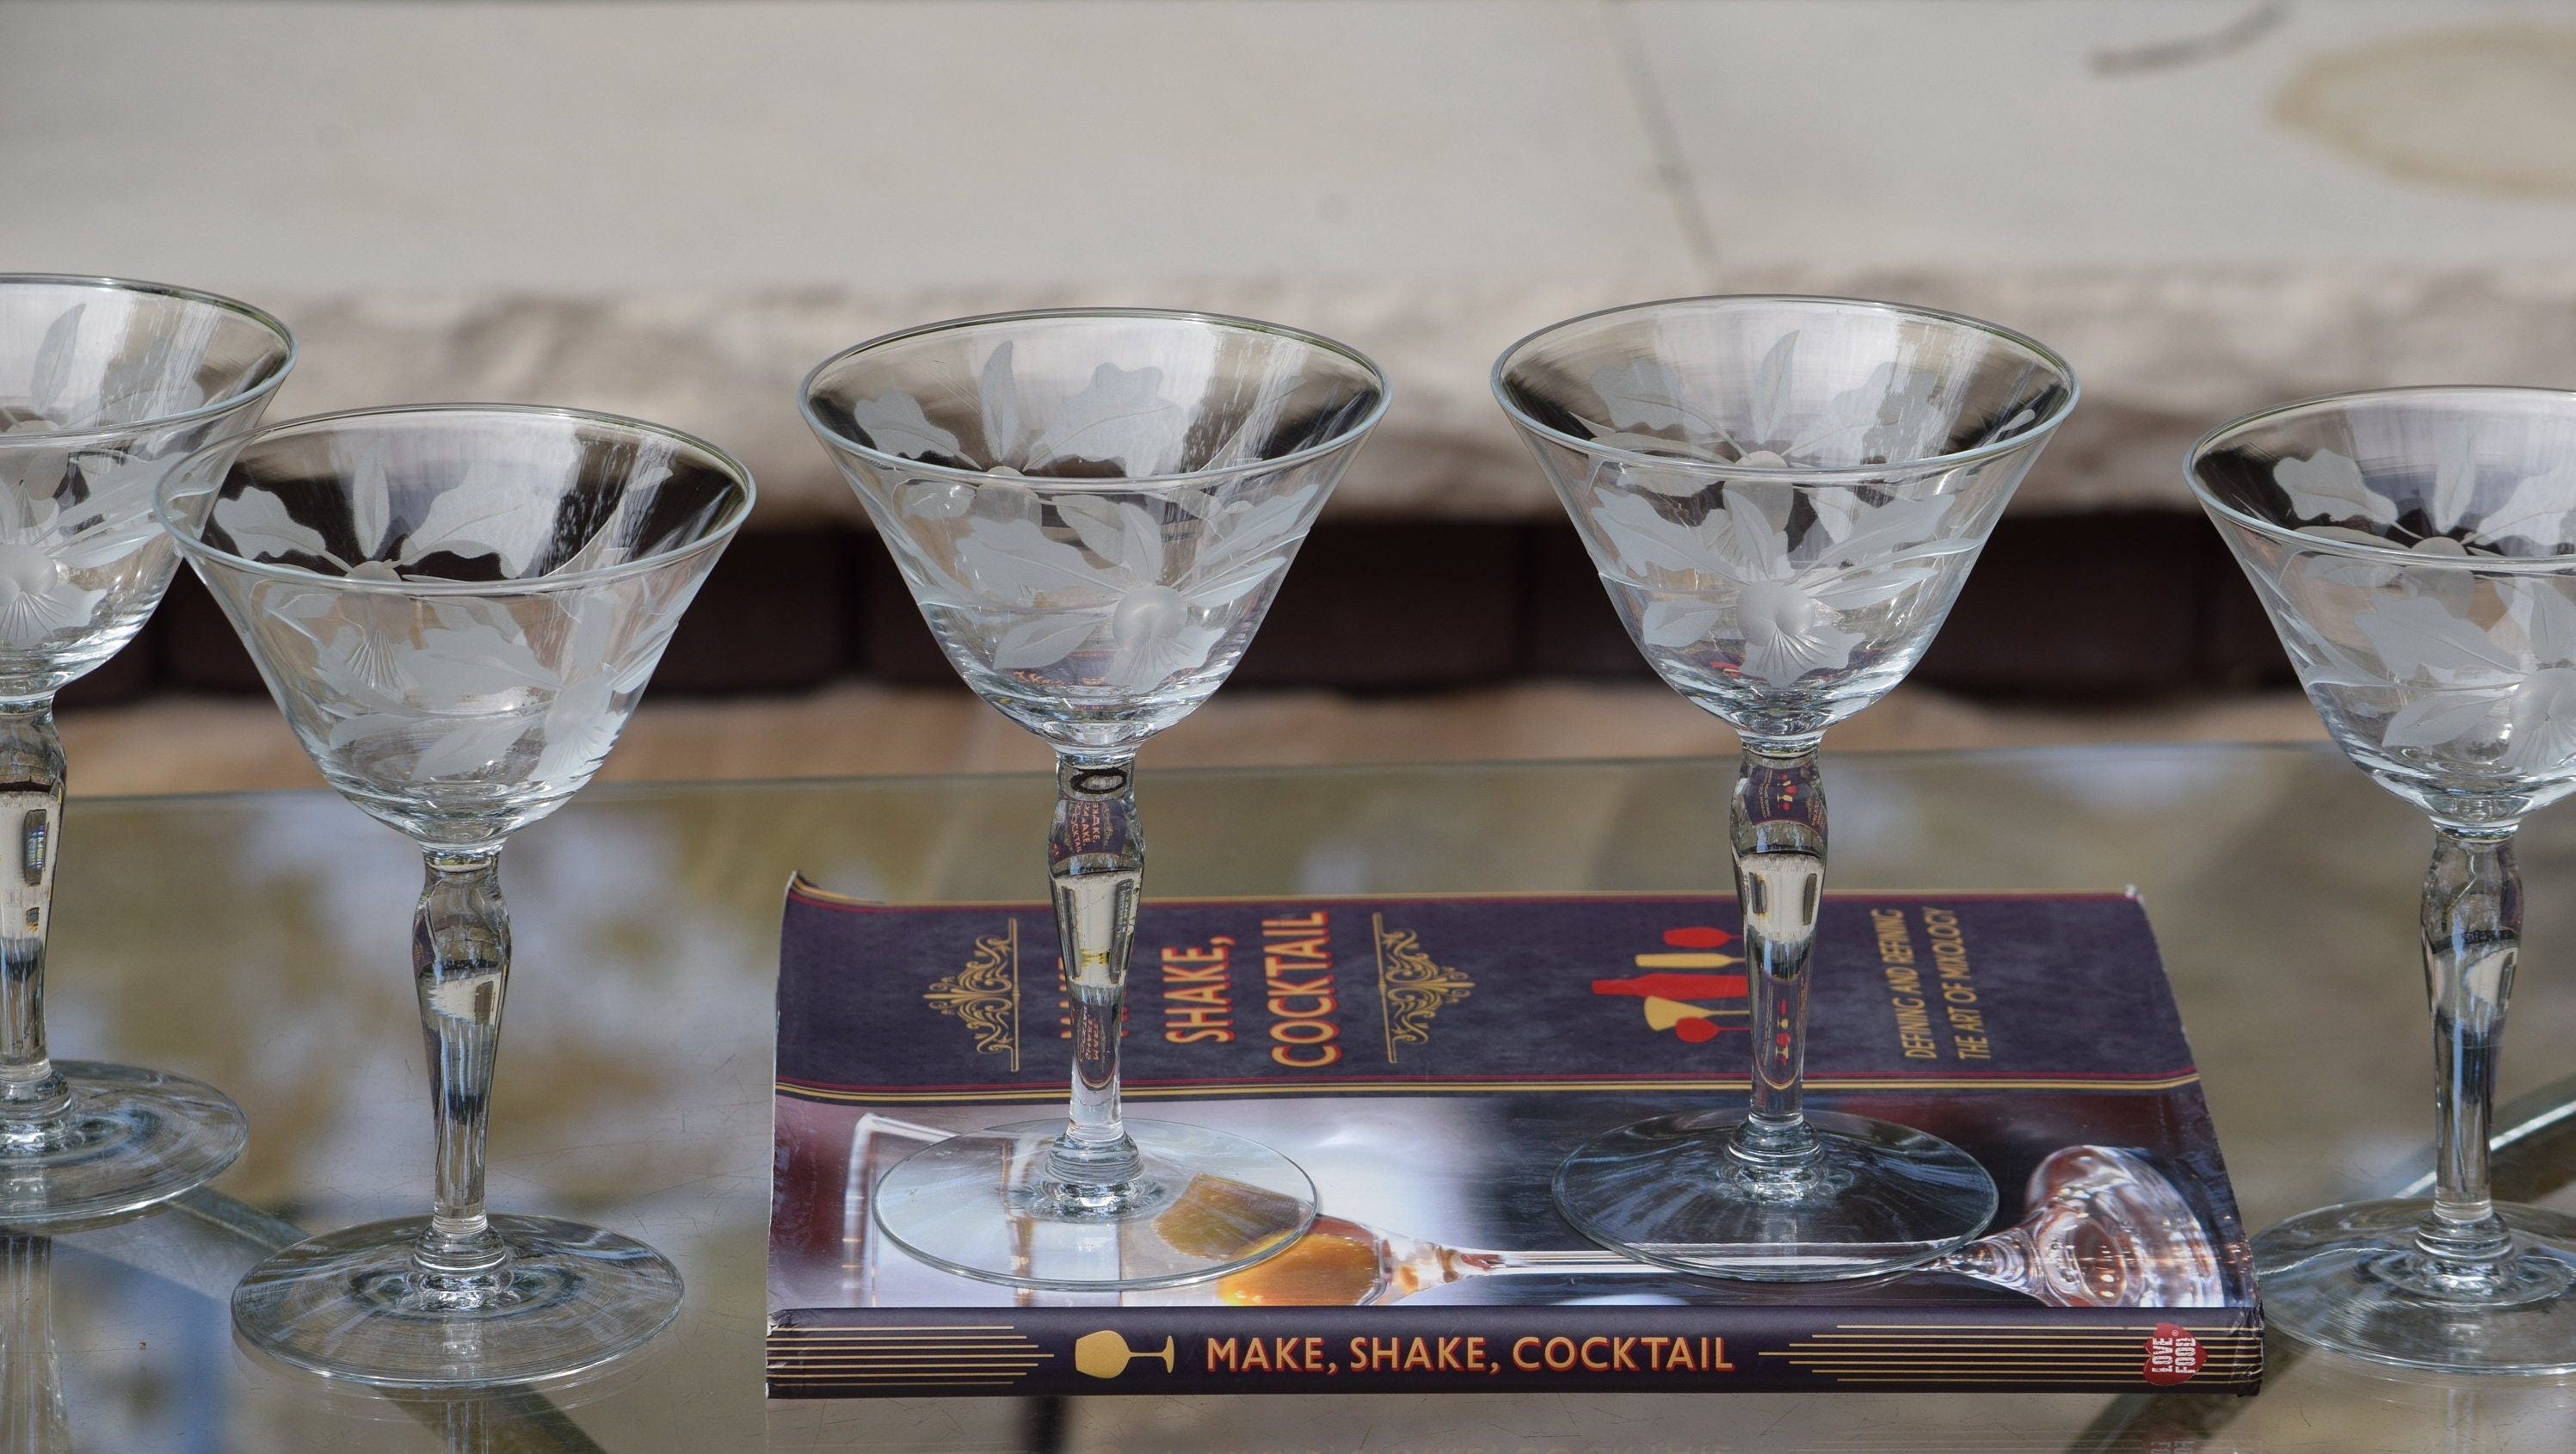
[9,0,2576,792]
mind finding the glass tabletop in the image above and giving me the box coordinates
[20,742,2576,1451]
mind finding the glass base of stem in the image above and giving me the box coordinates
[0,1061,247,1228]
[872,1118,1316,1291]
[1553,1107,2000,1281]
[231,1213,683,1389]
[2253,1198,2576,1375]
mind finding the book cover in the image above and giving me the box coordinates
[769,884,2260,1396]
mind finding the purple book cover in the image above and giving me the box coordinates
[769,884,2260,1396]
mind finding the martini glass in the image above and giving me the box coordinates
[157,404,752,1386]
[2191,387,2576,1374]
[1494,296,2077,1280]
[0,275,293,1226]
[804,310,1388,1290]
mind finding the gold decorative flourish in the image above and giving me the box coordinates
[1373,912,1473,1063]
[925,920,1020,1070]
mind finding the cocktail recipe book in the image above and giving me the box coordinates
[769,883,2261,1396]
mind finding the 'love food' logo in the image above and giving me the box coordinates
[2142,1322,2203,1385]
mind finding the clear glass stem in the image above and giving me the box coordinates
[1727,736,1827,1177]
[1045,753,1146,1204]
[0,1234,68,1453]
[2417,824,2520,1274]
[412,845,513,1294]
[0,700,68,1141]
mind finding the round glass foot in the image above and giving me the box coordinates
[1553,1107,2000,1281]
[0,1061,247,1227]
[231,1213,684,1388]
[2253,1198,2576,1375]
[873,1118,1317,1290]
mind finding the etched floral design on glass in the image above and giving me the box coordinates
[0,276,293,1227]
[2191,386,2576,1374]
[157,404,751,1387]
[1494,297,2077,1280]
[804,311,1386,1290]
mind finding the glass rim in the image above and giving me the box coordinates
[0,273,299,445]
[2186,384,2576,574]
[1489,293,2082,481]
[797,305,1394,491]
[154,401,758,596]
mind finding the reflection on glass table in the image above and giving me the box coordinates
[6,748,2576,1450]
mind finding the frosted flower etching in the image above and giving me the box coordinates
[1496,295,2076,1283]
[804,310,1386,1291]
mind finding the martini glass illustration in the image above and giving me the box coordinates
[0,275,293,1225]
[1494,296,2077,1280]
[2191,387,2576,1374]
[157,404,752,1386]
[1221,1145,2223,1309]
[804,310,1387,1290]
[847,1118,2221,1309]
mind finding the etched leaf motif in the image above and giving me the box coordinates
[1026,364,1186,476]
[28,306,83,420]
[993,612,1100,669]
[2505,668,2576,773]
[848,391,963,462]
[977,342,1021,465]
[213,488,334,563]
[1589,357,1723,441]
[1747,332,1799,447]
[2513,581,2576,665]
[2356,595,2523,681]
[410,461,561,575]
[2277,451,2400,529]
[2474,465,2576,551]
[2427,428,2480,535]
[1056,496,1165,579]
[954,518,1118,604]
[2383,690,2506,750]
[348,452,397,562]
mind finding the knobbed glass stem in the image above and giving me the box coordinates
[2415,826,2521,1279]
[1728,736,1827,1179]
[0,702,67,1140]
[412,846,512,1296]
[1043,752,1148,1211]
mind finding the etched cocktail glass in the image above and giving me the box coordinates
[157,404,752,1386]
[2191,386,2576,1374]
[804,309,1387,1290]
[0,275,293,1226]
[1494,296,2077,1279]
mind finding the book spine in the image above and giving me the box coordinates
[767,1306,2263,1398]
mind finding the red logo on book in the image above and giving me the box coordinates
[1593,927,1746,1042]
[2142,1322,2202,1385]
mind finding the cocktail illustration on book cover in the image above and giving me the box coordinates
[769,885,2261,1395]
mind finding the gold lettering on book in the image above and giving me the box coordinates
[1373,913,1474,1063]
[924,920,1020,1069]
[1920,907,1990,1060]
